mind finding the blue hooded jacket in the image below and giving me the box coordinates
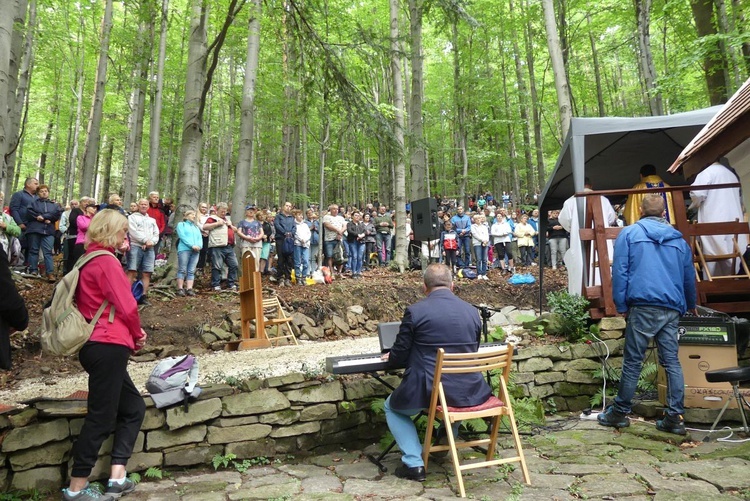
[612,216,696,315]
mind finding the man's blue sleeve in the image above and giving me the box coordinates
[611,232,630,313]
[9,194,23,225]
[682,244,697,310]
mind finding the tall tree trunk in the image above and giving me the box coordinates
[524,0,545,190]
[149,0,169,192]
[177,0,245,218]
[408,0,427,201]
[499,41,521,203]
[509,0,534,193]
[232,0,262,226]
[391,0,407,272]
[635,0,663,115]
[176,0,208,217]
[123,6,153,203]
[100,135,114,199]
[451,19,468,208]
[732,0,750,73]
[586,13,606,117]
[715,0,741,91]
[6,0,34,193]
[66,25,86,202]
[280,1,293,206]
[541,0,572,139]
[37,116,54,183]
[222,69,235,203]
[0,0,21,195]
[690,0,729,104]
[80,0,113,197]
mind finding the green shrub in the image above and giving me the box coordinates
[546,291,590,342]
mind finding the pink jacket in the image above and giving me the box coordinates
[75,243,143,349]
[76,214,93,245]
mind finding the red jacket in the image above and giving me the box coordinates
[148,203,166,233]
[75,243,144,350]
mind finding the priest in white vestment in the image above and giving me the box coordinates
[559,179,617,296]
[690,160,748,277]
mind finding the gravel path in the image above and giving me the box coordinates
[0,337,381,407]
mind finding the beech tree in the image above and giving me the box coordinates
[0,0,746,245]
[80,0,114,198]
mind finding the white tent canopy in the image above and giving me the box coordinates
[538,106,723,212]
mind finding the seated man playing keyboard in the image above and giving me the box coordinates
[381,263,492,481]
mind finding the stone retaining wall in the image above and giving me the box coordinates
[513,317,627,413]
[0,373,400,493]
[0,317,629,494]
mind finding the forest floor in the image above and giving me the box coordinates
[1,263,568,393]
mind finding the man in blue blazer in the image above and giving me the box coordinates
[383,263,492,481]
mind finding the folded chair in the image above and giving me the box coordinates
[261,296,298,346]
[422,345,530,497]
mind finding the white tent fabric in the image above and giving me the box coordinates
[536,106,722,308]
[538,106,723,212]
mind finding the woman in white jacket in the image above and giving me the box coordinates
[513,214,536,266]
[470,214,490,280]
[490,214,515,274]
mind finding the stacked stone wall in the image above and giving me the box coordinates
[0,373,401,493]
[0,317,628,493]
[513,316,627,412]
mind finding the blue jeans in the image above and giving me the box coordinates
[210,246,238,287]
[384,395,461,468]
[294,245,310,278]
[384,396,424,468]
[473,244,488,276]
[347,241,365,275]
[457,235,472,267]
[376,233,391,264]
[613,305,683,417]
[27,233,54,275]
[176,250,200,280]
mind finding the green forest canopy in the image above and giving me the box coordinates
[3,0,749,208]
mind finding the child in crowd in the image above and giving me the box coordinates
[440,220,459,273]
[514,214,536,266]
[236,205,264,272]
[293,209,311,283]
[258,211,273,275]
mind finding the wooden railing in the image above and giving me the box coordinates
[573,183,749,318]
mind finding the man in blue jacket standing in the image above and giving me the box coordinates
[274,201,296,287]
[382,263,491,481]
[450,206,472,268]
[598,194,697,435]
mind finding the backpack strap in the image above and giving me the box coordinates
[76,250,118,324]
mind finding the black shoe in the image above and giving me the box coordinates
[656,413,686,435]
[138,296,151,307]
[597,407,629,428]
[394,464,426,482]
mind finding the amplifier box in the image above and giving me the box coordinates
[677,317,735,346]
[655,317,740,409]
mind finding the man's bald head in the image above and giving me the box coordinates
[641,194,665,217]
[423,264,453,291]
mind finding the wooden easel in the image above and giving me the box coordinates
[225,252,272,350]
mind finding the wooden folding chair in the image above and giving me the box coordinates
[261,296,299,346]
[422,345,530,497]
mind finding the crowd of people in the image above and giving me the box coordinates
[2,180,576,301]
